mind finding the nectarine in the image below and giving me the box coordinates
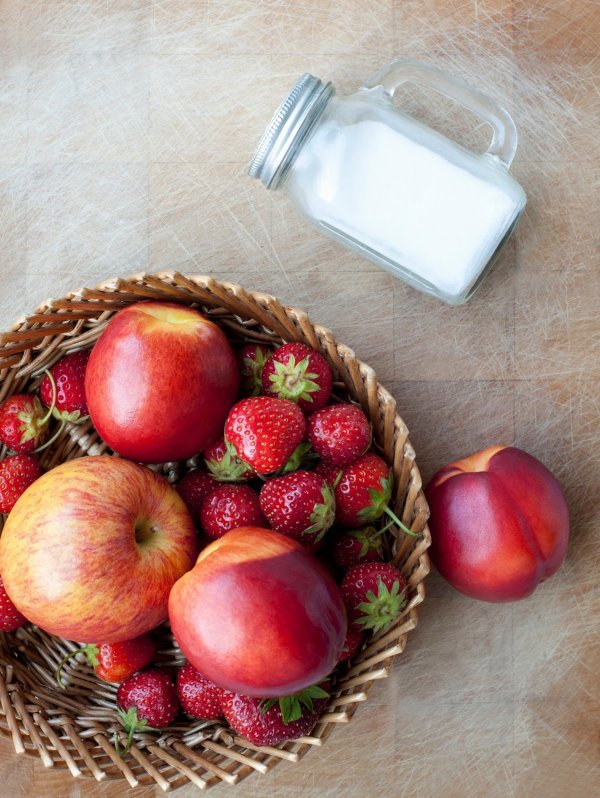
[426,446,569,602]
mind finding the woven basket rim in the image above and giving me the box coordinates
[0,271,431,790]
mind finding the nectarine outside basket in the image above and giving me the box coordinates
[0,272,430,790]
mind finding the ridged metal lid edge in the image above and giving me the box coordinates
[248,73,333,189]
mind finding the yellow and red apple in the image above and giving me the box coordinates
[425,446,570,602]
[85,301,239,463]
[169,527,347,696]
[0,456,198,642]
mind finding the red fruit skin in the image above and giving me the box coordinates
[425,446,570,603]
[0,454,42,514]
[259,470,334,541]
[40,350,90,416]
[117,669,180,729]
[200,484,266,539]
[176,663,223,720]
[337,626,365,664]
[0,576,27,632]
[333,453,390,528]
[0,456,198,643]
[176,470,216,525]
[0,395,48,453]
[315,461,343,486]
[94,635,156,682]
[203,438,228,463]
[225,396,306,475]
[85,302,239,463]
[222,690,328,747]
[262,343,333,413]
[307,404,371,466]
[168,527,347,697]
[329,527,384,569]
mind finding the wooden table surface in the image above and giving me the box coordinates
[0,1,598,796]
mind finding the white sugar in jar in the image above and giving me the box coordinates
[249,60,526,304]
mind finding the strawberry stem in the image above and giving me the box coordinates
[260,684,329,724]
[32,419,66,454]
[114,725,136,757]
[304,483,336,541]
[56,650,78,689]
[40,369,58,425]
[56,644,99,689]
[377,519,396,536]
[269,355,320,403]
[280,442,316,475]
[116,707,154,756]
[205,439,252,482]
[383,506,420,538]
[355,578,407,633]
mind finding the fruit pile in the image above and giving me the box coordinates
[0,301,416,750]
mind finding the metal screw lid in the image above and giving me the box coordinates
[248,73,334,190]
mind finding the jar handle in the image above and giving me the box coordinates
[363,59,518,169]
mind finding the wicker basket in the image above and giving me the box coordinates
[0,272,430,790]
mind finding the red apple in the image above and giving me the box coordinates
[425,446,569,602]
[168,527,347,696]
[85,301,240,463]
[0,456,197,642]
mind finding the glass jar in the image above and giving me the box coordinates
[249,60,526,304]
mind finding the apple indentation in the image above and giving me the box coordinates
[135,518,159,545]
[138,304,199,326]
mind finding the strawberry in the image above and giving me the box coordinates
[315,460,343,487]
[237,344,271,397]
[259,470,335,548]
[0,454,42,513]
[222,683,329,747]
[57,635,156,686]
[176,664,223,720]
[337,626,365,663]
[332,452,417,537]
[262,343,333,413]
[200,483,266,539]
[203,437,254,482]
[176,469,216,525]
[0,394,51,453]
[224,396,306,475]
[329,525,386,569]
[0,576,26,632]
[40,350,90,422]
[117,669,180,752]
[307,403,371,466]
[341,562,407,633]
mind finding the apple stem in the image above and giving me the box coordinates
[32,419,66,454]
[383,506,420,538]
[40,369,58,425]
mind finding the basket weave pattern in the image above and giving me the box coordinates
[0,272,430,790]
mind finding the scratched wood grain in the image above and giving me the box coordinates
[0,1,598,797]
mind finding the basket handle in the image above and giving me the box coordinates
[363,59,518,169]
